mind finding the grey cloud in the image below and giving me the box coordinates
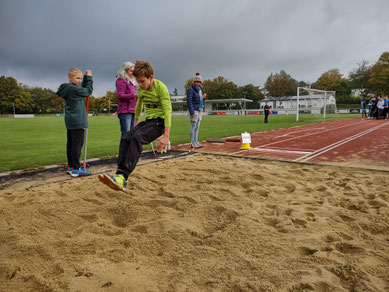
[1,0,389,96]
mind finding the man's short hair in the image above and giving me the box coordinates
[68,68,82,76]
[133,60,153,78]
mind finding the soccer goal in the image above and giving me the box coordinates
[296,87,337,122]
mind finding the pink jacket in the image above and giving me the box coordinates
[116,77,137,114]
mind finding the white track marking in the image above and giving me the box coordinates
[250,148,313,155]
[232,120,365,155]
[294,121,389,162]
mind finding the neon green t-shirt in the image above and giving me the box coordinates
[135,79,172,127]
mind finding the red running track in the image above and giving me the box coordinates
[173,118,389,170]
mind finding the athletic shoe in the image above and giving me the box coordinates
[98,173,127,191]
[66,167,72,175]
[195,143,204,148]
[71,168,91,177]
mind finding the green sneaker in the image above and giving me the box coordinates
[98,173,127,191]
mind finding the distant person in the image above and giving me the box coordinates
[186,72,206,148]
[264,103,271,123]
[98,60,172,191]
[371,96,377,119]
[368,98,372,118]
[116,62,138,150]
[56,68,93,177]
[361,99,367,118]
[377,96,384,119]
[382,96,389,120]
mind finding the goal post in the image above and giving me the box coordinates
[296,87,336,122]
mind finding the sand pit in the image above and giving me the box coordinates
[0,154,388,291]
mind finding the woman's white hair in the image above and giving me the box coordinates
[117,61,136,84]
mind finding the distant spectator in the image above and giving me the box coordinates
[264,103,271,123]
[376,96,384,120]
[187,72,206,148]
[368,98,372,118]
[361,99,367,118]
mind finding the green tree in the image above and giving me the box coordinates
[185,78,194,93]
[51,91,65,113]
[368,52,389,95]
[202,76,237,100]
[314,69,349,99]
[173,88,178,96]
[95,91,118,114]
[28,87,55,113]
[265,70,297,97]
[348,60,372,98]
[236,84,264,109]
[0,76,33,114]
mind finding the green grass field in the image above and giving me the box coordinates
[0,113,357,172]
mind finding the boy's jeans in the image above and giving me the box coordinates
[117,118,165,180]
[118,113,135,149]
[66,129,85,169]
[189,111,202,145]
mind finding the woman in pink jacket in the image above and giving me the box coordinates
[116,62,138,149]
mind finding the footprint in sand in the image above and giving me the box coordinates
[297,246,318,256]
[335,242,364,255]
[292,218,307,228]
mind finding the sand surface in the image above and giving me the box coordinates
[0,154,388,292]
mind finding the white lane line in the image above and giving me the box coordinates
[294,121,389,162]
[250,148,313,155]
[274,127,326,138]
[232,120,365,155]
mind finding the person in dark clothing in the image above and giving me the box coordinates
[264,103,271,123]
[56,68,93,177]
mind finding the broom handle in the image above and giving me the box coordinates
[83,96,89,169]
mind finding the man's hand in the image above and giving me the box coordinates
[85,70,92,76]
[203,93,207,99]
[157,135,169,153]
[157,127,170,153]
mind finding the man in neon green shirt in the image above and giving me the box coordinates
[98,60,172,191]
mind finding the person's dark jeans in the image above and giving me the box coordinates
[264,112,269,123]
[67,129,85,169]
[378,108,384,119]
[117,118,165,180]
[118,113,136,150]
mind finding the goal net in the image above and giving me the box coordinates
[295,87,337,121]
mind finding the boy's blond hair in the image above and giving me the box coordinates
[133,60,154,78]
[68,68,82,77]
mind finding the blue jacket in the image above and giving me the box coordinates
[186,84,202,115]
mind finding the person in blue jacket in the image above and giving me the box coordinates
[187,73,206,148]
[361,99,367,118]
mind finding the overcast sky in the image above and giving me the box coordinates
[1,0,388,97]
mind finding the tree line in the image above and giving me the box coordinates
[1,52,388,114]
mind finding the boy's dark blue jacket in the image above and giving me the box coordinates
[186,84,202,116]
[56,76,93,129]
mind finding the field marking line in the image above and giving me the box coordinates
[274,127,326,138]
[250,148,313,155]
[294,121,389,162]
[232,120,365,155]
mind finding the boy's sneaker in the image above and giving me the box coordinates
[98,173,127,191]
[195,142,203,148]
[71,168,91,177]
[66,167,72,175]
